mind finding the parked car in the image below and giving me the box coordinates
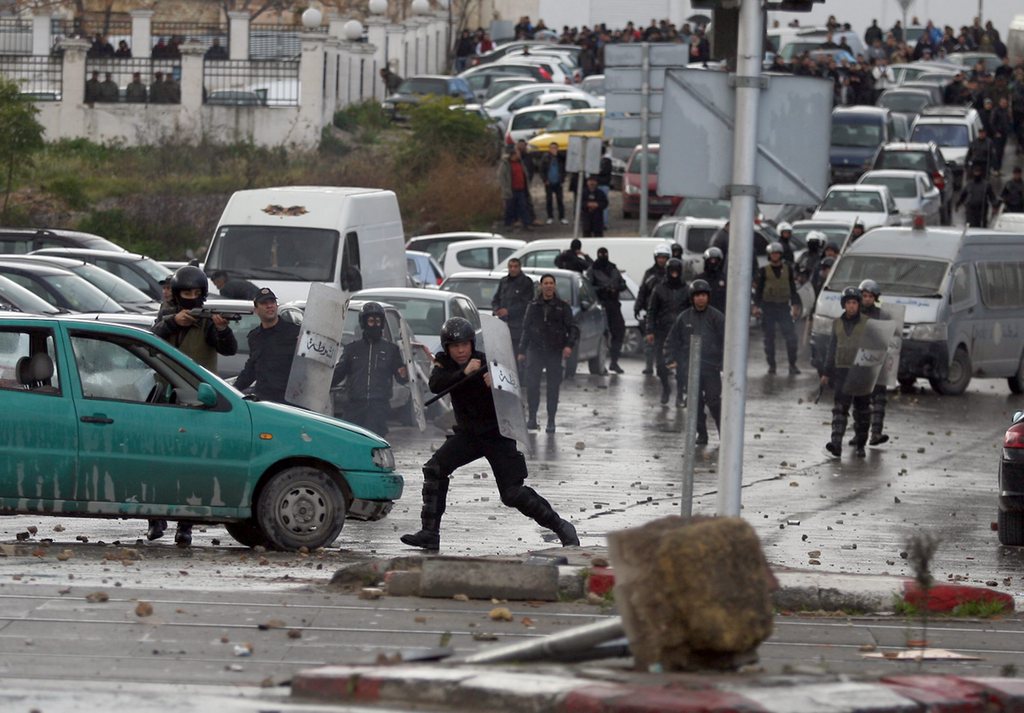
[829,106,901,184]
[868,141,954,224]
[503,105,566,147]
[460,63,551,101]
[481,84,592,131]
[0,228,125,254]
[381,75,475,120]
[875,87,935,124]
[469,40,563,67]
[0,254,159,314]
[0,260,127,314]
[441,238,524,275]
[439,268,610,374]
[945,51,1002,74]
[32,247,175,302]
[406,250,444,288]
[579,74,605,97]
[350,287,482,356]
[526,108,604,155]
[0,274,63,315]
[811,184,901,230]
[671,218,800,278]
[405,232,506,264]
[790,219,854,247]
[0,313,403,551]
[483,76,537,100]
[621,144,682,219]
[857,169,942,226]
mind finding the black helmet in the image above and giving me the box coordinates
[170,265,208,302]
[689,279,711,295]
[358,301,386,328]
[858,279,880,297]
[670,243,683,258]
[440,316,475,349]
[841,286,861,305]
[666,257,683,274]
[703,246,723,262]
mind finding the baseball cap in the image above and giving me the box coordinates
[254,287,277,304]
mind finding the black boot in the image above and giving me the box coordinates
[660,380,671,404]
[174,522,192,548]
[609,361,624,374]
[546,416,556,433]
[147,519,167,541]
[553,519,580,546]
[527,413,539,430]
[825,441,841,458]
[511,487,576,545]
[869,433,889,446]
[400,471,448,551]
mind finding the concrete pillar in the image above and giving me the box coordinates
[297,33,327,148]
[416,19,428,76]
[433,13,447,73]
[323,37,339,113]
[327,12,346,40]
[130,9,154,59]
[365,16,388,86]
[59,37,90,105]
[179,41,205,142]
[350,43,377,104]
[385,23,405,75]
[32,13,51,56]
[228,11,250,61]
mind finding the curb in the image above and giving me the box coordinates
[291,667,1024,712]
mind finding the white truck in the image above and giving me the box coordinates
[203,186,407,304]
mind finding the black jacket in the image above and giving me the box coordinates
[666,305,726,371]
[234,318,300,403]
[958,177,997,210]
[491,272,535,336]
[429,349,497,435]
[538,152,566,186]
[1002,179,1024,212]
[519,295,578,354]
[646,278,690,335]
[332,336,407,401]
[635,263,665,317]
[586,259,625,304]
[554,249,592,273]
[695,266,728,313]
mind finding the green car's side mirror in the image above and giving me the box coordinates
[197,383,218,408]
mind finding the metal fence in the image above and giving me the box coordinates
[203,59,299,106]
[0,17,31,55]
[84,58,182,104]
[0,55,62,100]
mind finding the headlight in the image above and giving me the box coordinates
[908,322,947,342]
[812,314,832,335]
[625,184,640,195]
[372,447,395,470]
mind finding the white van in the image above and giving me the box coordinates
[203,186,406,304]
[809,225,1024,395]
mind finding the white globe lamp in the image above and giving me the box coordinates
[368,0,388,14]
[343,19,364,41]
[411,0,429,15]
[301,7,323,29]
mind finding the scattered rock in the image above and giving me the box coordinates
[894,496,901,504]
[472,631,498,641]
[586,592,605,605]
[807,550,821,558]
[258,619,286,630]
[85,591,109,603]
[489,607,513,621]
[135,601,154,617]
[453,593,469,602]
[233,643,253,657]
[56,550,72,561]
[575,441,586,450]
[53,525,65,532]
[287,629,302,639]
[27,526,37,535]
[15,532,30,541]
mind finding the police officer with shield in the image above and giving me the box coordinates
[636,244,671,375]
[646,257,690,405]
[331,302,408,437]
[400,317,579,551]
[820,287,872,459]
[857,279,891,446]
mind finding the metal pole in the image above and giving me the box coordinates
[681,333,701,518]
[978,0,983,25]
[716,0,763,518]
[460,617,625,664]
[639,42,650,237]
[573,169,584,238]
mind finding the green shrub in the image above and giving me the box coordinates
[46,175,89,210]
[334,102,390,133]
[398,97,499,177]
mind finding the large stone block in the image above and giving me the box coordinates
[419,557,559,601]
[607,515,775,671]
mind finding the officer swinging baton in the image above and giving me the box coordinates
[423,365,488,407]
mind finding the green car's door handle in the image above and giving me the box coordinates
[80,415,114,424]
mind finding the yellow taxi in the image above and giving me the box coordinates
[526,108,605,155]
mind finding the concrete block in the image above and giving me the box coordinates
[384,570,422,597]
[558,566,586,600]
[419,557,559,601]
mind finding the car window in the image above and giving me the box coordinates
[521,250,559,268]
[862,176,916,198]
[878,151,929,172]
[509,93,537,111]
[95,258,151,292]
[442,278,498,310]
[911,123,969,147]
[496,247,517,263]
[448,297,465,319]
[547,113,602,132]
[831,120,882,148]
[456,297,478,327]
[686,227,717,254]
[626,149,661,173]
[820,190,883,212]
[0,238,33,254]
[395,78,448,95]
[513,110,557,130]
[456,247,492,270]
[373,297,447,335]
[0,328,60,394]
[951,264,973,306]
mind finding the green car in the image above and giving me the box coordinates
[0,315,403,551]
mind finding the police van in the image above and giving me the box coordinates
[810,225,1024,395]
[203,187,407,304]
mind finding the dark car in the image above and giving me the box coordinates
[0,255,159,313]
[381,75,475,120]
[869,141,954,224]
[998,411,1024,545]
[0,228,125,255]
[439,268,609,376]
[829,106,899,184]
[622,144,682,219]
[31,248,173,302]
[876,87,935,124]
[0,260,126,314]
[0,274,63,315]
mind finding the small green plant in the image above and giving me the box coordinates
[46,175,90,210]
[950,599,1008,618]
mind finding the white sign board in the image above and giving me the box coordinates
[566,135,602,175]
[657,68,833,206]
[604,43,692,140]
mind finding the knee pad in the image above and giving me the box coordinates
[499,485,525,509]
[422,461,447,482]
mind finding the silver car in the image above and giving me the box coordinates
[857,169,942,226]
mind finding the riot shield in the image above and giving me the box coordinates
[285,283,346,415]
[480,314,530,451]
[876,304,905,389]
[398,317,427,431]
[842,317,895,396]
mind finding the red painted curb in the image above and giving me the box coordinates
[881,675,989,710]
[291,671,381,702]
[561,685,767,712]
[963,677,1024,709]
[588,566,615,596]
[902,582,1015,613]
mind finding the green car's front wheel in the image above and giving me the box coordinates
[257,466,348,551]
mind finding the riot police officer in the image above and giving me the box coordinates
[401,317,579,551]
[799,231,826,293]
[636,244,671,375]
[696,247,727,313]
[776,222,797,265]
[858,279,890,446]
[332,302,408,438]
[753,242,801,375]
[666,279,725,445]
[150,265,238,547]
[646,258,691,405]
[518,274,578,433]
[234,287,300,404]
[586,247,627,373]
[820,287,872,459]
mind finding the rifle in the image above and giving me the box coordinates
[424,364,488,407]
[187,307,252,322]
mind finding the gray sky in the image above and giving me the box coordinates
[764,0,1019,37]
